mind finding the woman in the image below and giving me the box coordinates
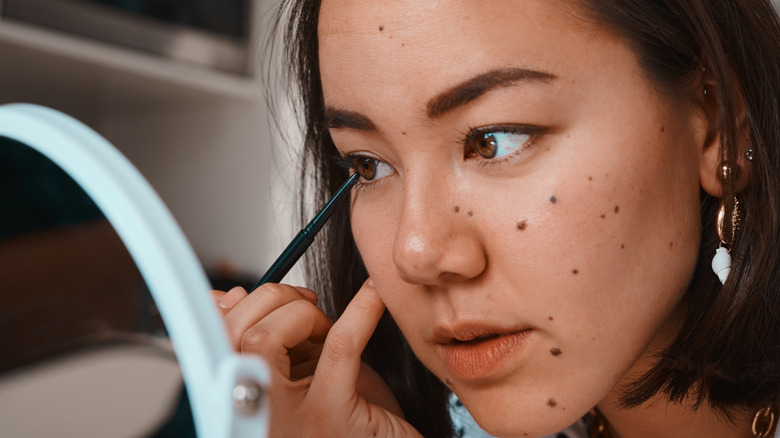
[215,0,780,436]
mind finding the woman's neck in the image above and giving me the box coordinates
[597,395,759,438]
[592,301,762,437]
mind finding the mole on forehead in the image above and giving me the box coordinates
[321,0,564,46]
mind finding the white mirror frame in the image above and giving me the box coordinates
[0,103,269,438]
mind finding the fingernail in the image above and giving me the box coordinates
[217,286,246,309]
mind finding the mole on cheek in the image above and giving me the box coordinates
[550,348,562,356]
[547,398,557,407]
[614,205,620,213]
[572,269,579,275]
[548,316,554,321]
[379,25,384,31]
[549,195,557,204]
[454,206,460,213]
[661,126,665,132]
[468,210,474,217]
[517,220,527,230]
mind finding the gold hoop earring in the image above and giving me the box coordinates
[753,404,778,438]
[712,193,742,285]
[712,161,743,284]
[716,195,741,246]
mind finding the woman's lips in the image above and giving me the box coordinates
[436,326,533,380]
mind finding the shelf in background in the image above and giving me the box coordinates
[0,18,263,106]
[0,5,283,279]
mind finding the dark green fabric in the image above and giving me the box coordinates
[0,136,103,241]
[149,386,196,438]
[0,136,196,436]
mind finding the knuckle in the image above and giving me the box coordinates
[257,283,291,301]
[288,300,331,329]
[324,330,356,363]
[240,326,275,354]
[287,298,318,316]
[255,283,315,307]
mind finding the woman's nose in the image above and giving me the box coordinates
[392,174,487,286]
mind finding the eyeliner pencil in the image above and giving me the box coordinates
[250,172,360,292]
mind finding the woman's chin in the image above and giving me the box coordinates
[459,394,587,438]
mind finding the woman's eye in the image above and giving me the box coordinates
[464,125,536,159]
[351,155,394,182]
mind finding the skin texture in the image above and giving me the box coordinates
[213,284,417,437]
[216,0,759,437]
[319,0,751,436]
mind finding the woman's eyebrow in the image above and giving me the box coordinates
[426,68,556,118]
[323,67,555,132]
[325,107,378,132]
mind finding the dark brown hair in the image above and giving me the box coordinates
[577,0,780,414]
[268,0,780,435]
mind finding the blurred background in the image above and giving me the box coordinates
[0,0,294,286]
[0,0,299,436]
[4,1,780,437]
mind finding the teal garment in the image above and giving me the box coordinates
[449,393,588,438]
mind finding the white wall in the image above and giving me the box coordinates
[0,0,300,280]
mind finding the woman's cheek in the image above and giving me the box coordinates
[350,188,403,287]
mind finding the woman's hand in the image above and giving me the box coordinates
[212,284,325,380]
[211,280,421,438]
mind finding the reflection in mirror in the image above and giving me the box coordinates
[0,136,194,437]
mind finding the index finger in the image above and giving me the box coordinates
[308,279,386,403]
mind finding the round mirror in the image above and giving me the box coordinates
[0,135,191,437]
[0,104,268,438]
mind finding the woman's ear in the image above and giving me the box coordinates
[698,78,752,197]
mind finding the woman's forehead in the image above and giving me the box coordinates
[317,0,610,75]
[317,0,585,31]
[317,0,635,113]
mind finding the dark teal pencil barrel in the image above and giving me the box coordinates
[250,172,359,291]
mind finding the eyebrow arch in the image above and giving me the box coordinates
[426,67,556,118]
[325,107,378,132]
[323,67,556,132]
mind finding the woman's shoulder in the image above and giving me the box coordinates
[449,394,589,438]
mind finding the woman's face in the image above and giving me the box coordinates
[320,0,709,435]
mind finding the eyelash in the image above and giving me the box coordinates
[337,123,545,189]
[335,153,388,191]
[460,124,544,166]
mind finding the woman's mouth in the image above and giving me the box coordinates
[436,326,533,380]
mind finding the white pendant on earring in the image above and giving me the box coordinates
[711,247,731,284]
